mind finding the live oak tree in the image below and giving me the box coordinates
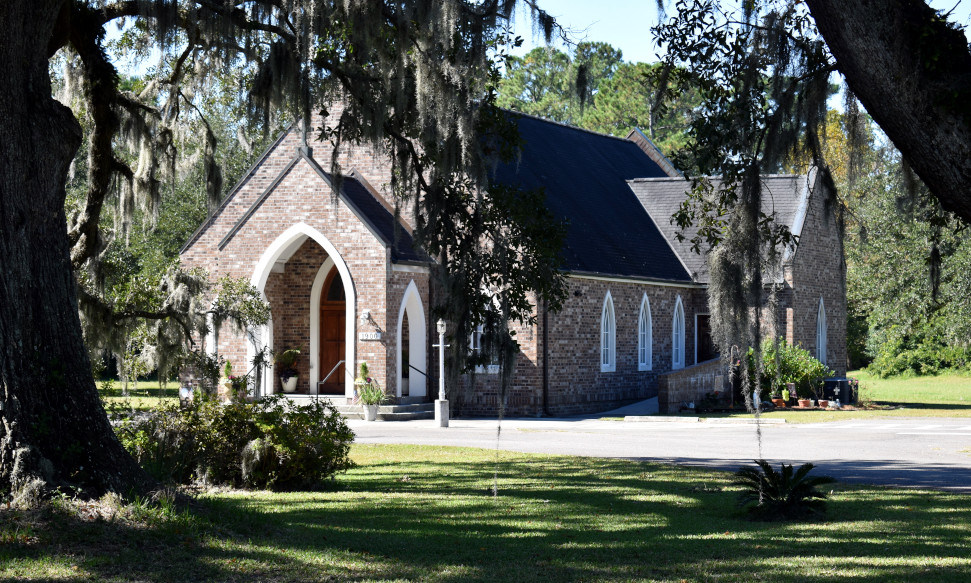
[803,0,971,224]
[0,0,567,502]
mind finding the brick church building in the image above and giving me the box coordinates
[180,112,846,416]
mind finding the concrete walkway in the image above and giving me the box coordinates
[596,396,660,417]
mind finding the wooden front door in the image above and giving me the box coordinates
[319,269,346,395]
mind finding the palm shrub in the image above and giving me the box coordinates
[732,459,836,520]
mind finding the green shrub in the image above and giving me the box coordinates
[732,459,835,520]
[868,332,971,377]
[750,338,833,399]
[113,395,354,490]
[241,397,355,490]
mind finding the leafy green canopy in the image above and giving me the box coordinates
[791,109,971,375]
[838,132,971,375]
[496,42,701,159]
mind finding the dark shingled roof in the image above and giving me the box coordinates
[491,114,692,282]
[337,172,427,263]
[627,174,814,283]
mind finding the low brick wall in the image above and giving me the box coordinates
[657,358,727,413]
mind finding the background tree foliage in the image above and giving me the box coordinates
[819,112,971,375]
[497,42,701,160]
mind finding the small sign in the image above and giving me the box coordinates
[358,331,382,341]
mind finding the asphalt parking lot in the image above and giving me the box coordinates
[350,415,971,492]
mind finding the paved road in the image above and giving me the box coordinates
[350,416,971,492]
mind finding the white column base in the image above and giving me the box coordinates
[434,399,449,428]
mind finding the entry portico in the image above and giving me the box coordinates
[180,127,432,403]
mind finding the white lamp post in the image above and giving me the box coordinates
[433,319,449,427]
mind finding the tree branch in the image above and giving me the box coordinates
[806,0,971,222]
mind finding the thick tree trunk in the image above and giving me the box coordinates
[0,0,154,501]
[806,0,971,222]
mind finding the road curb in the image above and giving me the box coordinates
[624,415,787,424]
[625,416,700,422]
[701,417,787,424]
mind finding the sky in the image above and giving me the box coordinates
[511,0,971,64]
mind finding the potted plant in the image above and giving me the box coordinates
[355,362,385,421]
[276,348,301,393]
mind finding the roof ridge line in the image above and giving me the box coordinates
[501,108,641,144]
[629,173,806,183]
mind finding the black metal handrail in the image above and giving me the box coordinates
[314,360,349,403]
[408,364,427,378]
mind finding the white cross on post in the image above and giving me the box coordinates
[432,319,450,427]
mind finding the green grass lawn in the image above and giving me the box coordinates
[853,370,971,405]
[704,370,971,423]
[3,444,970,582]
[98,380,182,411]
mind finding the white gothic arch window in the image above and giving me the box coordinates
[672,296,685,370]
[638,294,652,371]
[816,297,827,365]
[600,291,616,372]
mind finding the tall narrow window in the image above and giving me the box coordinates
[672,296,685,370]
[600,291,616,372]
[638,294,652,371]
[469,311,499,374]
[816,297,827,365]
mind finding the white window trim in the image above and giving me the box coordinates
[469,324,500,374]
[816,297,827,366]
[638,294,653,371]
[600,291,616,373]
[672,295,685,370]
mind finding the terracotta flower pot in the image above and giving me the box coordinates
[771,398,787,408]
[817,399,829,409]
[798,399,812,408]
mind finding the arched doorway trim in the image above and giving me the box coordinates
[250,222,356,398]
[396,280,427,398]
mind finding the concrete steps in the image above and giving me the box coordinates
[335,400,434,421]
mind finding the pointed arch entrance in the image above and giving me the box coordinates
[251,223,355,398]
[396,280,427,398]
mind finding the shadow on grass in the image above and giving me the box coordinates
[4,450,970,582]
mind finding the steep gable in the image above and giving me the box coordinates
[180,126,424,264]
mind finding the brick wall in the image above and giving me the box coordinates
[789,177,848,375]
[458,276,708,417]
[657,358,727,413]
